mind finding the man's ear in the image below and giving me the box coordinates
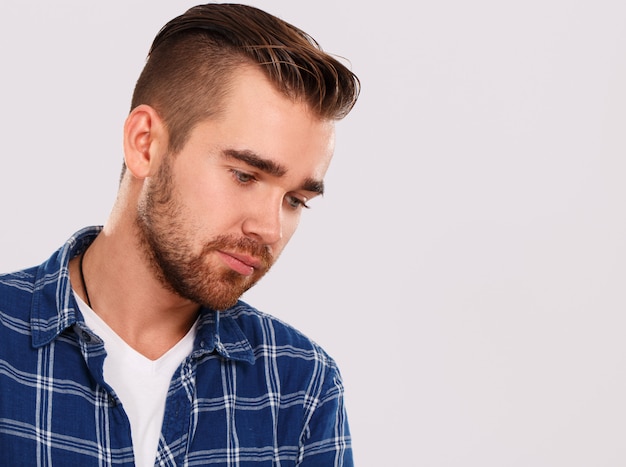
[123,104,168,179]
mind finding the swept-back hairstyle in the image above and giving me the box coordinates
[131,3,360,154]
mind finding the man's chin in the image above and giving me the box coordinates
[171,267,265,311]
[195,284,247,312]
[203,295,243,312]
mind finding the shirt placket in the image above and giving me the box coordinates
[75,323,135,465]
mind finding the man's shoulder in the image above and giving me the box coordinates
[0,267,38,326]
[0,267,38,298]
[226,301,337,368]
[229,301,321,347]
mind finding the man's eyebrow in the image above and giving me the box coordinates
[223,149,286,177]
[222,148,325,195]
[302,177,324,196]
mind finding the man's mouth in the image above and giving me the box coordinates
[216,250,262,276]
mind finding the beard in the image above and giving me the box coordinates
[135,157,274,311]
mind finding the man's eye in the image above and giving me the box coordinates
[231,169,255,184]
[286,195,310,210]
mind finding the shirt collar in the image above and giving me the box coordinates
[193,308,255,364]
[30,226,254,364]
[31,226,101,347]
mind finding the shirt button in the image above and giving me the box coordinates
[81,331,92,342]
[108,394,117,407]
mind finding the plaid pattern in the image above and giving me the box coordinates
[0,227,352,466]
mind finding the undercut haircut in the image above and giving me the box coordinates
[130,3,360,155]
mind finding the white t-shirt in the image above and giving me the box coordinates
[74,292,197,467]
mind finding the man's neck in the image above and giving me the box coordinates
[69,227,201,361]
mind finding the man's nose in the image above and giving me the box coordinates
[241,196,283,246]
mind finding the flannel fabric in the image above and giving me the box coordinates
[0,226,352,466]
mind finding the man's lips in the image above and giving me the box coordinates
[216,250,262,276]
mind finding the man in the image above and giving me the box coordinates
[0,4,359,466]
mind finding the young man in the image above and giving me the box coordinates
[0,4,359,466]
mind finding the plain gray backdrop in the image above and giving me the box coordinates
[2,1,626,466]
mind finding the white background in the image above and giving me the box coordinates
[2,1,626,466]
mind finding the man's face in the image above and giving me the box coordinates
[135,66,335,310]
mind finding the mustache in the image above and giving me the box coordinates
[201,235,273,269]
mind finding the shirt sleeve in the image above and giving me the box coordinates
[297,365,354,467]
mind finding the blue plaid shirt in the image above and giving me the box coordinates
[0,227,352,466]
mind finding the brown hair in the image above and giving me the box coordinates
[130,3,360,154]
